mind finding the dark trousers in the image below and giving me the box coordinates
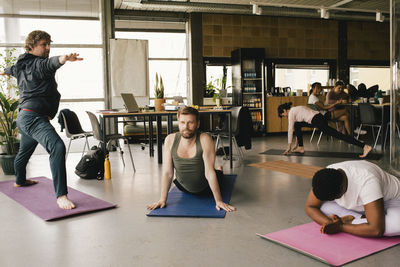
[15,110,68,198]
[173,170,224,195]
[294,114,365,148]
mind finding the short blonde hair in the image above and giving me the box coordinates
[25,30,52,52]
[177,106,199,121]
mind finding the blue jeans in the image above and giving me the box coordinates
[15,110,67,198]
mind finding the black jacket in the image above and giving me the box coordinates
[5,53,63,119]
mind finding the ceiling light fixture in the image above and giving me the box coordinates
[320,8,330,19]
[376,11,385,22]
[252,3,262,15]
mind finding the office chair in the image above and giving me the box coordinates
[86,111,135,172]
[61,110,93,159]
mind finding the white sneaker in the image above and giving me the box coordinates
[354,127,367,135]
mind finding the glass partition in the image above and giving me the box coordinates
[390,0,400,170]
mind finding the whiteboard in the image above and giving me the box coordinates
[109,39,149,98]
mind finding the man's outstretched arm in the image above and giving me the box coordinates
[201,133,235,212]
[146,134,175,210]
[59,53,83,64]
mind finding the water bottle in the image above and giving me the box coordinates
[104,154,111,179]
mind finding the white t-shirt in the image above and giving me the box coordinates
[287,106,319,144]
[308,94,327,115]
[327,160,400,212]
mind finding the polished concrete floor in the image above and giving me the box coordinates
[0,133,399,267]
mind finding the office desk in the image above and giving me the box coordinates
[98,109,233,168]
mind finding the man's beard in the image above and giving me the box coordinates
[180,129,196,139]
[42,51,50,58]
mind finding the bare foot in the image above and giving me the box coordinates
[14,179,38,187]
[216,165,223,171]
[359,145,372,158]
[291,147,305,154]
[57,195,76,210]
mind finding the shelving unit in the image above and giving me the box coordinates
[231,48,265,134]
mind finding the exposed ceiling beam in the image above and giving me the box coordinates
[330,0,353,8]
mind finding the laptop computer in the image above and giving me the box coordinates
[121,93,140,113]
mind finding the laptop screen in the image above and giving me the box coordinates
[121,93,139,113]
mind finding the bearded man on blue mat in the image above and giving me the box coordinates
[305,160,400,237]
[147,106,236,212]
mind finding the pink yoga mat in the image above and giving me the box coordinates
[258,222,400,266]
[0,177,116,221]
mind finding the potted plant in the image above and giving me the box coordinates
[154,72,165,111]
[0,48,19,175]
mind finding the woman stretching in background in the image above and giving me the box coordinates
[277,102,372,158]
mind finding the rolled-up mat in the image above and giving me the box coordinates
[260,149,382,160]
[249,160,322,179]
[0,177,116,221]
[147,174,236,218]
[258,222,400,266]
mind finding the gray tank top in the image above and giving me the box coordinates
[172,132,207,193]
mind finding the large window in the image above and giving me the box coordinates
[206,65,232,96]
[349,66,390,93]
[0,17,104,130]
[115,31,187,99]
[275,65,329,93]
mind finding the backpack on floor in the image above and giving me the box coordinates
[75,146,105,180]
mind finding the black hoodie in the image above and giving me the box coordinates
[5,53,63,119]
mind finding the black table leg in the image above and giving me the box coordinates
[157,115,163,164]
[100,115,107,155]
[149,115,154,157]
[167,114,173,134]
[228,112,232,169]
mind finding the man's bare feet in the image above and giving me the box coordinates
[14,179,38,187]
[291,146,305,154]
[359,144,372,158]
[57,195,76,210]
[216,165,223,171]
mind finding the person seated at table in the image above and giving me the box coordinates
[277,102,372,157]
[305,160,400,237]
[325,80,351,135]
[146,106,236,212]
[308,81,343,115]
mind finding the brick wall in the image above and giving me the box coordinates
[347,21,389,60]
[203,14,338,59]
[202,13,389,61]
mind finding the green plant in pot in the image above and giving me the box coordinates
[0,48,19,175]
[154,72,165,111]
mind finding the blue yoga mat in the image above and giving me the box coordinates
[147,174,237,218]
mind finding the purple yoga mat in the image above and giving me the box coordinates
[258,222,400,266]
[0,177,116,221]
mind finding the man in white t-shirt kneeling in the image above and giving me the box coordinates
[305,160,400,237]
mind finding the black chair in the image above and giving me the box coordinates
[60,110,93,159]
[213,106,252,162]
[357,103,382,149]
[86,111,135,172]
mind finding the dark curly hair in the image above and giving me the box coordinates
[312,168,345,201]
[25,30,52,52]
